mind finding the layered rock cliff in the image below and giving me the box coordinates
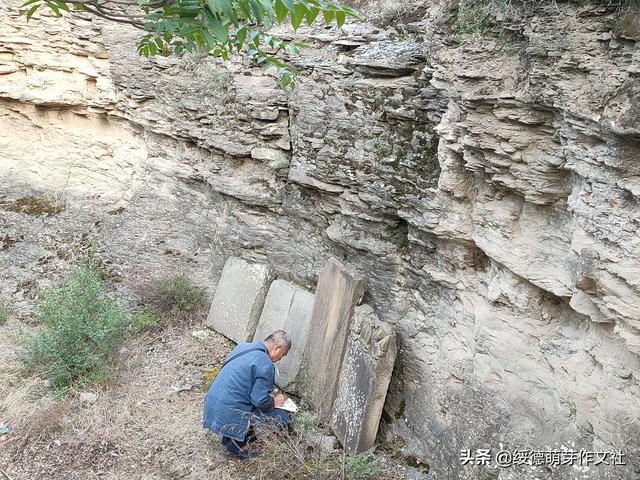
[1,0,639,478]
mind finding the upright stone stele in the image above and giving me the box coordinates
[300,257,364,421]
[206,257,275,343]
[253,279,314,393]
[330,304,397,454]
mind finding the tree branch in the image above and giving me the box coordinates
[76,4,146,28]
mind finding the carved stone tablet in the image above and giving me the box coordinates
[331,304,397,454]
[206,257,275,343]
[253,279,314,393]
[299,257,364,421]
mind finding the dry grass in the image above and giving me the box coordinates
[341,0,428,26]
[0,312,242,480]
[233,424,404,480]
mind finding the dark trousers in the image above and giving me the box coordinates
[221,409,292,457]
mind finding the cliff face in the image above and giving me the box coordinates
[1,0,639,478]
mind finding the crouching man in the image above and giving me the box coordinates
[203,330,293,458]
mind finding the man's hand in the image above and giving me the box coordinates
[274,393,286,407]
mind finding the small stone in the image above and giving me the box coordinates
[304,432,338,455]
[268,157,290,171]
[170,384,193,393]
[191,330,209,341]
[79,392,98,403]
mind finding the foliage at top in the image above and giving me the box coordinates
[22,0,360,87]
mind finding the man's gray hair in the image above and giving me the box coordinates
[264,330,291,350]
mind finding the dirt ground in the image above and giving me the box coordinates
[0,312,248,480]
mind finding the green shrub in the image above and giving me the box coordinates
[452,0,496,37]
[0,300,12,325]
[294,409,318,432]
[154,274,208,318]
[21,267,130,393]
[130,310,160,334]
[346,453,382,480]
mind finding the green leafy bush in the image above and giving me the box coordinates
[21,267,130,393]
[452,0,497,37]
[154,274,208,318]
[130,310,161,334]
[346,453,382,480]
[294,409,318,432]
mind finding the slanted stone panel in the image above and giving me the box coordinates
[299,257,364,421]
[206,257,275,343]
[331,304,397,454]
[253,279,314,393]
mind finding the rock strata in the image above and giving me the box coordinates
[2,1,640,478]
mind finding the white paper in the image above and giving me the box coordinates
[275,397,299,413]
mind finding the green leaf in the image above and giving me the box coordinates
[274,0,288,23]
[206,15,229,43]
[206,0,221,14]
[237,0,251,18]
[335,10,345,28]
[290,3,306,30]
[26,3,39,20]
[203,29,217,49]
[235,25,247,47]
[322,9,334,23]
[22,0,41,7]
[305,6,319,25]
[52,0,70,12]
[45,1,61,16]
[206,0,233,19]
[248,0,262,23]
[256,0,274,16]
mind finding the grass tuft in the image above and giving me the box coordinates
[232,414,401,479]
[150,273,209,319]
[0,300,12,325]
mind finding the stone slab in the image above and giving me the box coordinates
[331,304,397,454]
[206,257,275,343]
[299,257,364,421]
[252,279,314,393]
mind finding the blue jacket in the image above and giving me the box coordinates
[203,341,276,441]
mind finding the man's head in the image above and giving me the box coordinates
[263,330,291,362]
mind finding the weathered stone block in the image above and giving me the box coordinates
[252,279,314,392]
[206,257,275,343]
[299,257,364,421]
[331,304,397,454]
